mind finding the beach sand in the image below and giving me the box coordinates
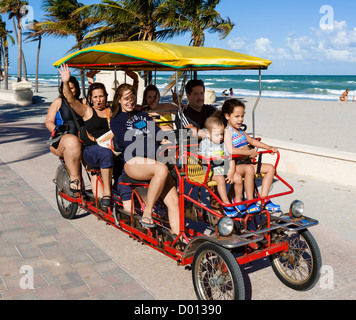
[2,84,356,152]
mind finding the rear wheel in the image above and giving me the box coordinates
[56,185,78,219]
[192,242,245,300]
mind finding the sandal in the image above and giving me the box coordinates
[247,203,260,214]
[69,179,81,194]
[232,197,247,214]
[223,206,238,218]
[257,200,280,212]
[139,216,156,229]
[101,196,112,207]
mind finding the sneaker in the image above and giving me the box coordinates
[224,206,238,218]
[247,203,260,214]
[231,198,247,214]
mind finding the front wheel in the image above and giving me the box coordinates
[192,242,245,300]
[270,229,322,291]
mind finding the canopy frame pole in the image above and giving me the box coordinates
[154,66,157,86]
[176,68,184,165]
[252,68,262,138]
[115,66,118,89]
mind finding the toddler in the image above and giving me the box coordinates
[199,117,253,217]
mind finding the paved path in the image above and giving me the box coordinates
[0,159,154,300]
[1,99,356,300]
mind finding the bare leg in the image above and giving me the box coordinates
[122,200,131,212]
[124,158,169,225]
[255,163,275,198]
[234,164,255,200]
[232,172,243,201]
[101,167,113,198]
[50,134,82,189]
[211,174,230,204]
[160,174,180,235]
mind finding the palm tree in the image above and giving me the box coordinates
[76,0,184,85]
[75,0,177,48]
[159,0,235,95]
[0,15,15,89]
[24,20,43,92]
[160,0,235,47]
[36,0,96,94]
[0,0,29,82]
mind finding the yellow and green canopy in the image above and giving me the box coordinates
[53,41,271,71]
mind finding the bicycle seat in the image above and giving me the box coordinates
[120,174,150,185]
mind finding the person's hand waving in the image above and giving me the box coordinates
[59,64,71,83]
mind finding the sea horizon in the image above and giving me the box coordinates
[5,73,356,102]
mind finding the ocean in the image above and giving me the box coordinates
[9,74,356,101]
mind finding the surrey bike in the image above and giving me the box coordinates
[52,41,322,300]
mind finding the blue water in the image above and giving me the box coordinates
[11,74,356,101]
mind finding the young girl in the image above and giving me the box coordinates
[110,84,180,235]
[218,98,280,213]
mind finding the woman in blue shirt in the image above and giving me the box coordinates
[110,84,179,235]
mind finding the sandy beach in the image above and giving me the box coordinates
[1,84,356,153]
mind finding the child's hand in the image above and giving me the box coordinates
[269,147,278,154]
[225,171,234,184]
[249,149,258,159]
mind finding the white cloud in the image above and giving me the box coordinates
[228,20,356,63]
[254,38,274,54]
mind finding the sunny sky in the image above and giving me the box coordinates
[2,0,356,75]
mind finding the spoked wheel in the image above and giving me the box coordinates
[192,242,245,300]
[55,185,78,220]
[270,229,322,291]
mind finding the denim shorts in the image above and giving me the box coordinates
[83,144,115,169]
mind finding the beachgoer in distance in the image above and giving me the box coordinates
[110,83,180,235]
[140,84,178,131]
[340,88,350,102]
[45,76,83,194]
[59,64,115,208]
[222,90,229,96]
[199,117,249,217]
[217,98,280,213]
[175,79,216,138]
[229,88,234,96]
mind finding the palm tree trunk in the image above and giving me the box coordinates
[12,17,22,82]
[4,46,9,90]
[22,49,28,81]
[0,39,2,88]
[35,34,41,93]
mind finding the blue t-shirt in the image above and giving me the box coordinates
[111,111,161,163]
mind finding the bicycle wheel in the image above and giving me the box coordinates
[56,184,78,219]
[192,242,245,300]
[54,163,78,220]
[270,229,322,291]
